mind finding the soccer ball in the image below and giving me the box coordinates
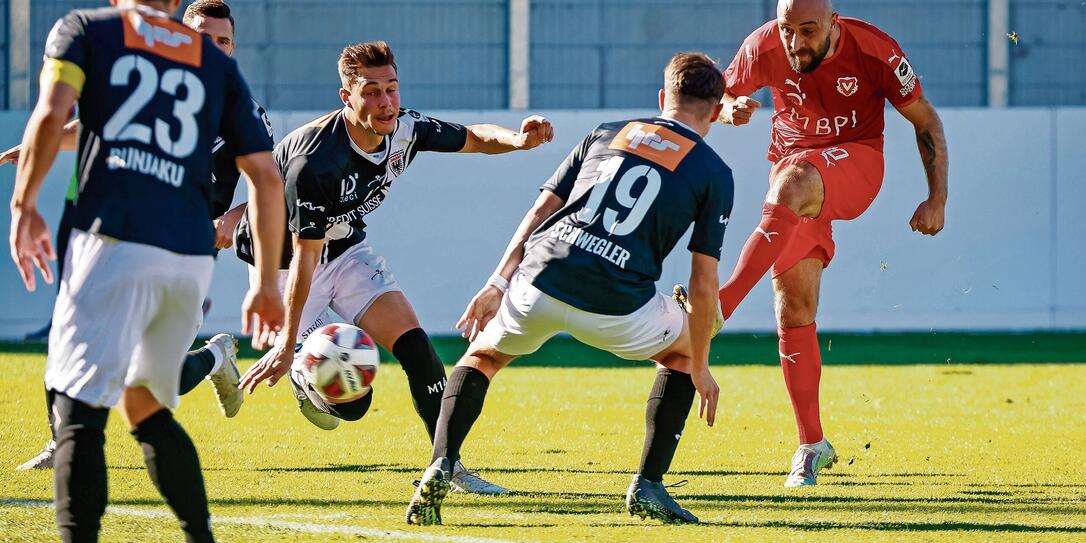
[297,324,380,402]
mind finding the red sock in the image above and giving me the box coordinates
[779,323,823,445]
[718,203,801,320]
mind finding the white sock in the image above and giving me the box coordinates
[206,344,225,376]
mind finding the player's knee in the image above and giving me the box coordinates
[459,348,509,379]
[117,387,165,428]
[52,392,109,434]
[768,163,822,216]
[329,391,373,421]
[776,297,817,328]
[657,353,694,374]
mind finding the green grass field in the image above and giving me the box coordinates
[2,353,1085,542]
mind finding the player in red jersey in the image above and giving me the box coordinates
[715,0,949,486]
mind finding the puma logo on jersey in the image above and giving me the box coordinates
[719,215,730,225]
[784,78,806,105]
[755,227,780,243]
[780,351,801,364]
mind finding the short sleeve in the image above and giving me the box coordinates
[541,131,596,202]
[687,164,735,259]
[41,12,88,93]
[219,59,274,157]
[283,160,330,240]
[724,28,773,98]
[408,110,468,152]
[877,38,923,108]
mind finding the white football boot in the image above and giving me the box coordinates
[450,460,510,495]
[784,438,838,487]
[287,366,340,431]
[204,334,244,417]
[671,284,724,336]
[16,440,56,471]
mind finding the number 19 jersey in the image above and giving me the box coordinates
[519,117,734,316]
[43,6,273,255]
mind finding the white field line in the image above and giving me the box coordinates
[0,499,522,543]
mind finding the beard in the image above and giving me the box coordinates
[787,32,833,73]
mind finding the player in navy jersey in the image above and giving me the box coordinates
[406,52,732,525]
[8,1,285,540]
[235,41,553,495]
[4,0,272,473]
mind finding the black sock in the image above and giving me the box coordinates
[52,392,109,543]
[392,328,447,441]
[327,391,373,421]
[638,368,696,483]
[178,349,217,396]
[131,410,214,543]
[431,366,490,464]
[47,387,58,442]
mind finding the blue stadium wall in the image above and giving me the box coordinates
[0,107,1083,338]
[11,0,1086,109]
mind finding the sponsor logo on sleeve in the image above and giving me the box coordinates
[889,50,917,96]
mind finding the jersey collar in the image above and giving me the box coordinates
[341,108,390,165]
[657,115,698,137]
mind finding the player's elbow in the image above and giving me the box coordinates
[689,269,719,299]
[237,152,283,191]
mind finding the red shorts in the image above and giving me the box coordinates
[770,143,885,277]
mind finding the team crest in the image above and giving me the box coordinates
[836,76,859,97]
[388,150,406,176]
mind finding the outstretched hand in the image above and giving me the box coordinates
[515,116,554,150]
[0,145,21,166]
[9,206,55,292]
[456,285,504,341]
[239,342,293,394]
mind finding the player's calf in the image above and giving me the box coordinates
[51,392,109,541]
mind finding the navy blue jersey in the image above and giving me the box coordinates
[209,99,273,219]
[234,108,467,268]
[520,117,734,315]
[44,6,273,255]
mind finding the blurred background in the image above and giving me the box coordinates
[0,0,1084,340]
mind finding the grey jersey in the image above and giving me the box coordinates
[520,117,734,315]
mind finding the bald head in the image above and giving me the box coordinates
[778,0,834,19]
[776,0,837,73]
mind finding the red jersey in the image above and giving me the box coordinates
[724,17,923,162]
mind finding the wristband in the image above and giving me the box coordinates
[486,274,510,293]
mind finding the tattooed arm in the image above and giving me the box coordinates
[897,96,948,235]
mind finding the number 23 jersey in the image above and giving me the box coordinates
[44,6,272,255]
[520,117,735,316]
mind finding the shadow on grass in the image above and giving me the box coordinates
[253,463,417,474]
[698,520,1086,533]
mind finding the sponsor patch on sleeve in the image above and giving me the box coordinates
[894,57,916,88]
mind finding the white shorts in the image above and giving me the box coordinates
[249,240,400,342]
[476,272,684,361]
[45,230,214,409]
